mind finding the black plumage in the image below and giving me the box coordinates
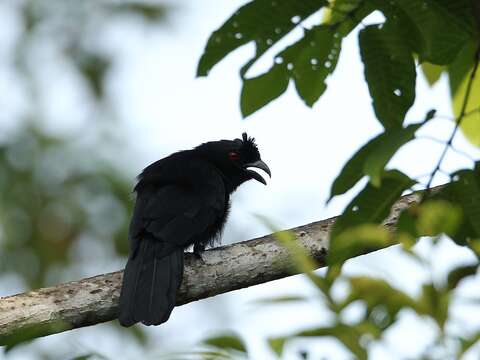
[118,133,270,327]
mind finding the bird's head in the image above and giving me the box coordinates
[196,133,271,187]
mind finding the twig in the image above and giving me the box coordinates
[416,136,477,162]
[424,47,480,194]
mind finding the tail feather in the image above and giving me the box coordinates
[119,236,184,327]
[161,249,184,323]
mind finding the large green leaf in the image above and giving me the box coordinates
[240,64,289,117]
[359,23,416,129]
[329,123,422,199]
[197,0,326,77]
[280,25,341,107]
[331,170,415,238]
[240,24,343,115]
[372,0,475,65]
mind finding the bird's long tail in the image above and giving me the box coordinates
[118,235,184,327]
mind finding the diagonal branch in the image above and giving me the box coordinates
[0,186,439,347]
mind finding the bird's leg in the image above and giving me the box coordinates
[193,243,205,261]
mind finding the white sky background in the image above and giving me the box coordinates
[2,0,480,359]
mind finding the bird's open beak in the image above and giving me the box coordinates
[244,160,271,185]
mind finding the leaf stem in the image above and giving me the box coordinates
[424,46,480,194]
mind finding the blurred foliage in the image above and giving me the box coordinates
[199,0,480,358]
[0,0,168,356]
[0,126,132,288]
[0,0,168,289]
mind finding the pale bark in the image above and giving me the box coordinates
[0,189,423,346]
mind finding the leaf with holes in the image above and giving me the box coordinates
[240,64,289,117]
[359,23,416,129]
[197,0,327,77]
[280,25,341,107]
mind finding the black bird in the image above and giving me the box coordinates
[119,133,270,327]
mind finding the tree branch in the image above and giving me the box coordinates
[0,187,433,346]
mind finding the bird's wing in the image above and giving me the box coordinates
[129,165,226,255]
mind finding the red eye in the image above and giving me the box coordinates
[228,151,240,161]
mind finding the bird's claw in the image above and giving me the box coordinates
[193,244,205,262]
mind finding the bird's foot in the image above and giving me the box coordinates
[193,244,205,262]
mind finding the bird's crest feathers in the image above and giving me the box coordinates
[239,132,259,160]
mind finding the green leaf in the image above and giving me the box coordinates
[254,295,308,305]
[322,0,375,35]
[240,65,289,117]
[203,333,247,354]
[372,0,475,65]
[415,200,463,237]
[449,41,480,147]
[329,118,427,199]
[450,165,480,237]
[348,276,417,322]
[459,332,480,357]
[417,284,450,330]
[197,0,327,77]
[447,264,478,290]
[160,351,232,360]
[328,224,392,266]
[359,23,416,129]
[295,325,368,360]
[331,170,415,238]
[70,354,108,360]
[363,123,422,186]
[256,215,332,293]
[268,337,287,357]
[273,229,318,273]
[469,239,480,259]
[421,62,445,86]
[110,3,168,21]
[329,135,384,200]
[280,25,341,107]
[240,24,344,114]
